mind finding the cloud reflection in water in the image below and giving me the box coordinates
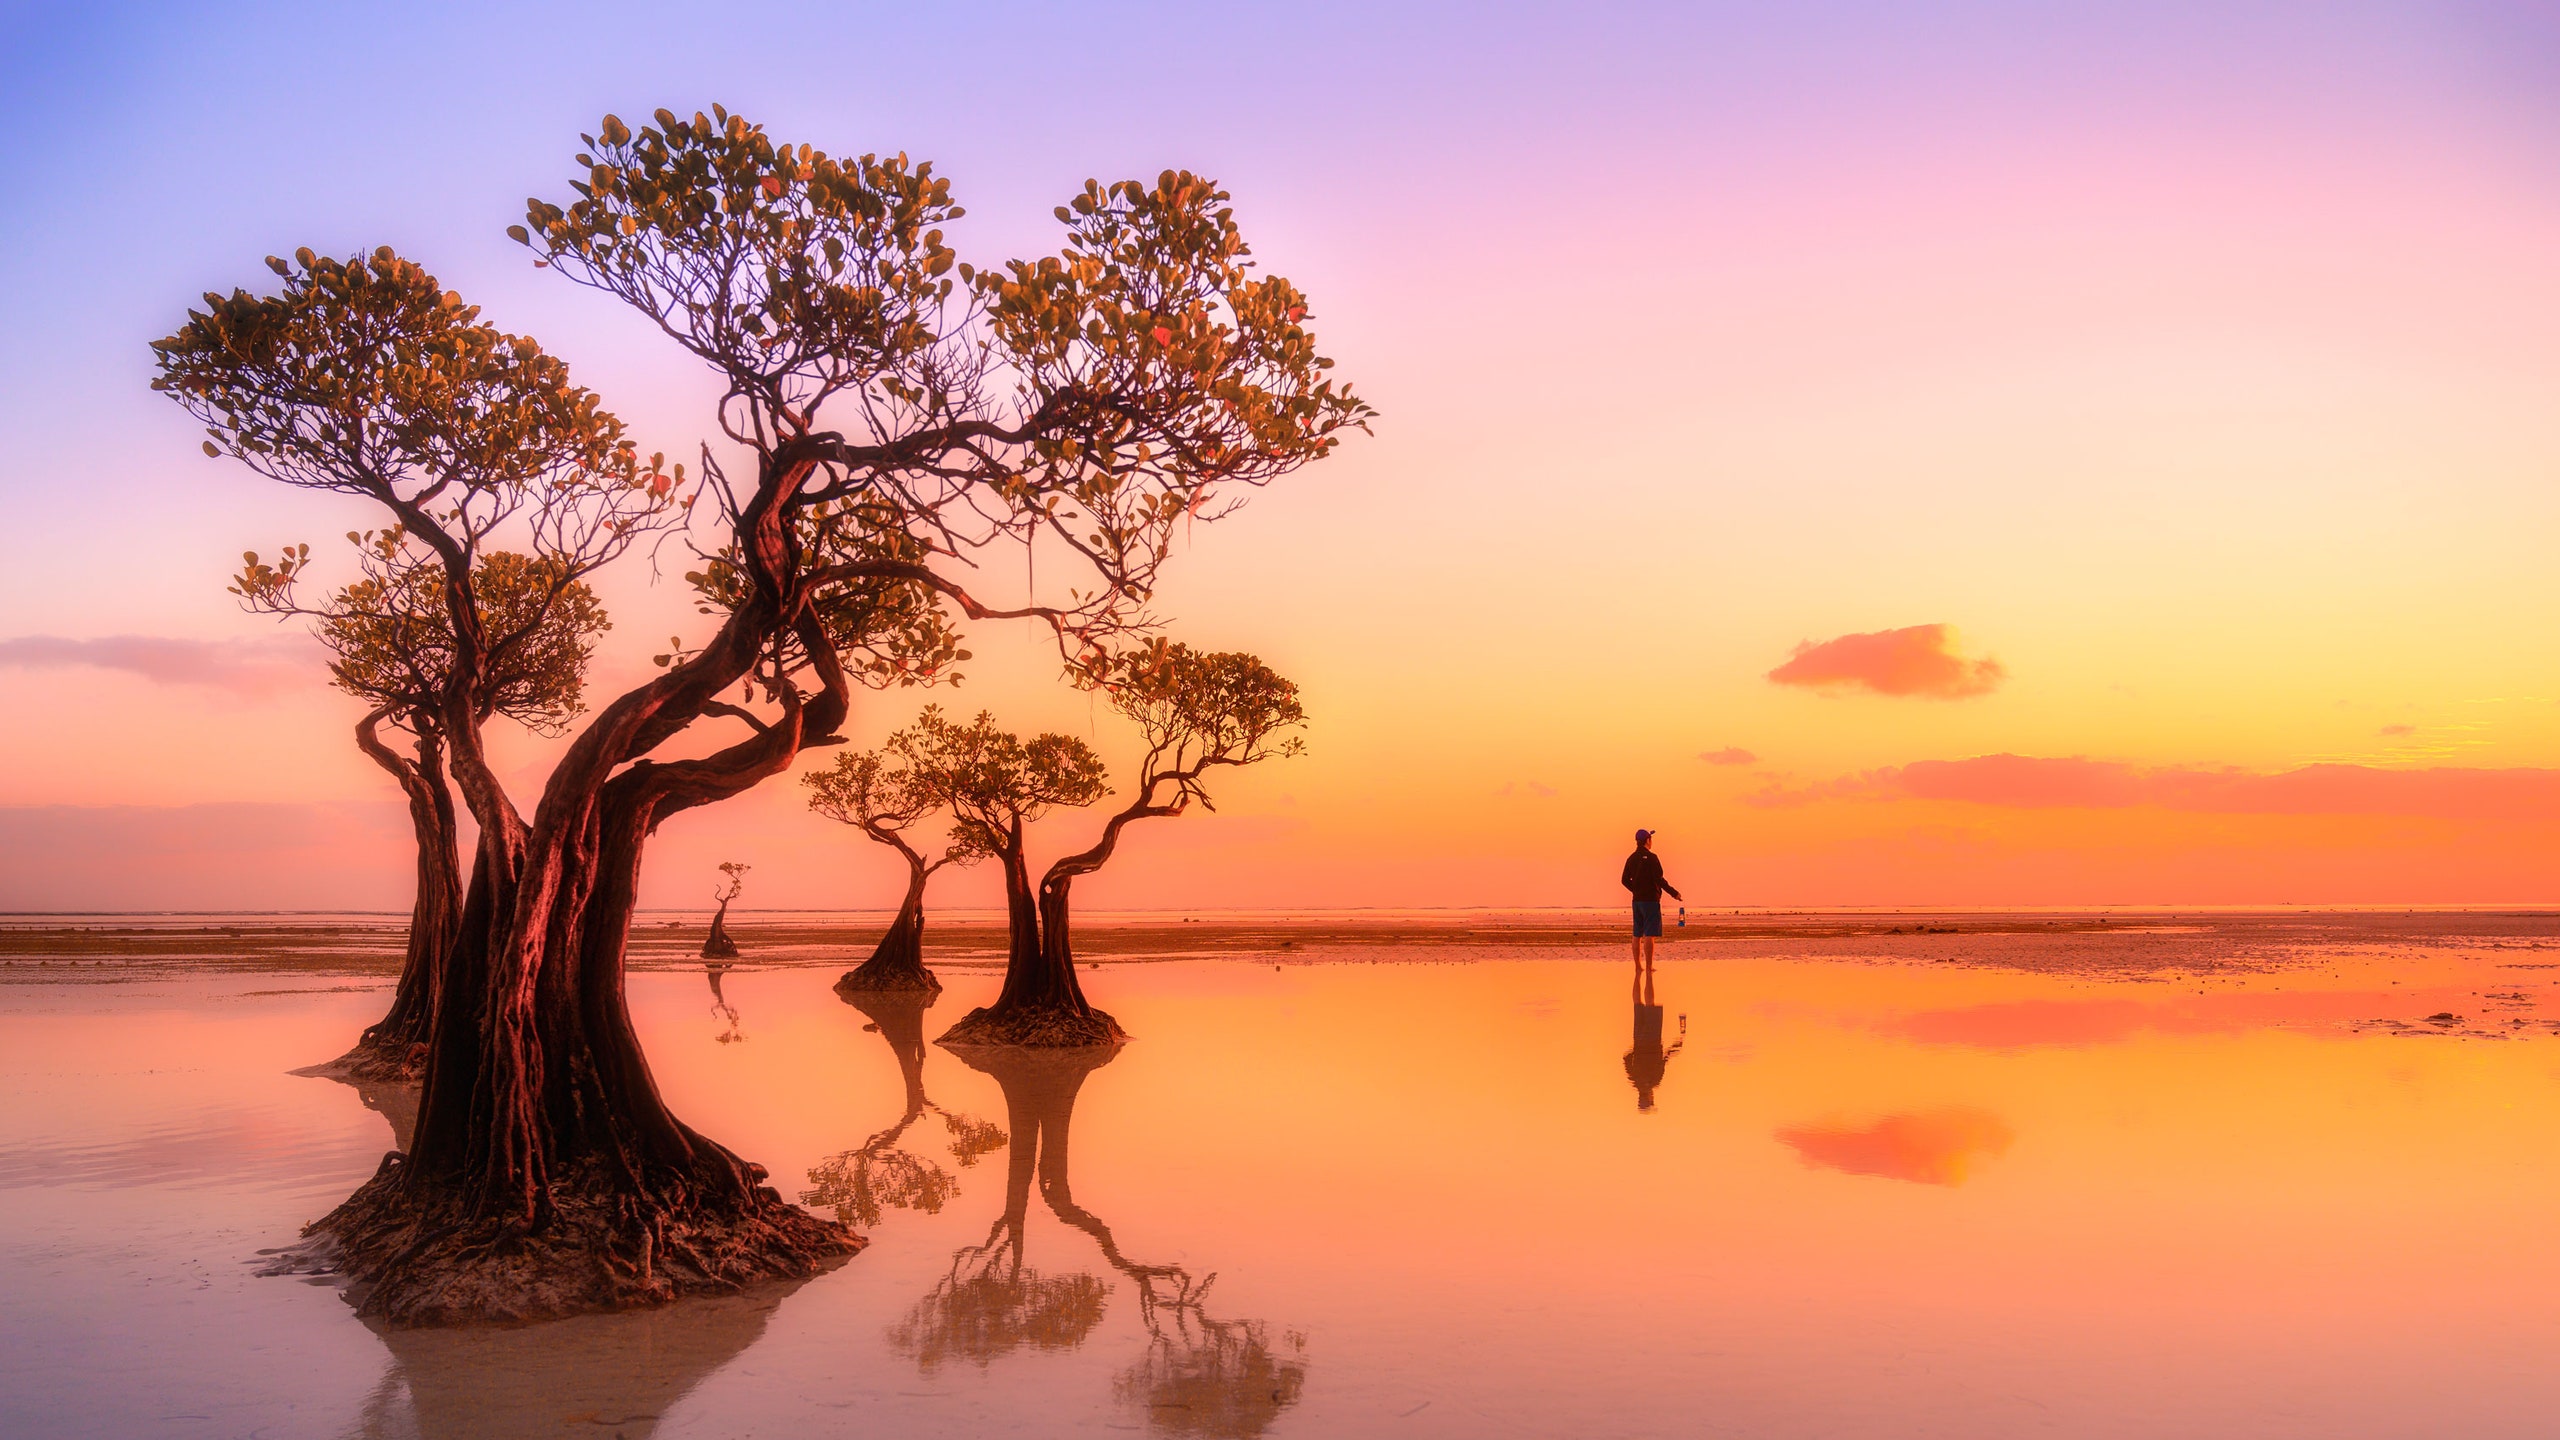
[1775,1108,2015,1186]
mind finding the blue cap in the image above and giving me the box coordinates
[1635,828,1653,842]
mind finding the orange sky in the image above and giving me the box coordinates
[1,3,2556,909]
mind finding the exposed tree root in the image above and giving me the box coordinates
[835,961,943,995]
[308,1155,861,1328]
[308,1033,431,1086]
[937,1005,1128,1048]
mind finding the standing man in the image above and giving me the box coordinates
[1621,828,1683,968]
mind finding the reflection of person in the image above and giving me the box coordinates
[1620,828,1683,966]
[1623,963,1687,1112]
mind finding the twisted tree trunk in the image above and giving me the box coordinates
[311,475,861,1325]
[938,820,1123,1048]
[701,898,741,960]
[336,711,464,1081]
[836,857,941,994]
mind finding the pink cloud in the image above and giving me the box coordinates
[0,634,313,697]
[1774,1108,2014,1186]
[1747,753,2560,822]
[2378,723,2416,738]
[1766,624,2004,699]
[1698,747,1758,766]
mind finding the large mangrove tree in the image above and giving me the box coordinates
[152,106,1365,1324]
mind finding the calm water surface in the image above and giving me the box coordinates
[4,942,2559,1438]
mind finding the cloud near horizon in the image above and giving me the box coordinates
[1698,747,1758,766]
[1766,624,2005,699]
[1747,753,2560,822]
[0,634,313,697]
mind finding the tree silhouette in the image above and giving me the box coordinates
[702,861,749,960]
[943,646,1302,1048]
[217,465,613,1083]
[153,105,1367,1325]
[804,746,987,994]
[893,708,1118,1044]
[322,544,610,1077]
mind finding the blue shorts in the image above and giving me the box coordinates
[1632,901,1662,937]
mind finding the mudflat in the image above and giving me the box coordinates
[8,906,2555,981]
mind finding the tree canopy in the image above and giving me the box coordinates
[260,532,613,738]
[885,706,1110,853]
[805,747,982,868]
[1090,643,1304,817]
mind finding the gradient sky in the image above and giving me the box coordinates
[2,0,2556,910]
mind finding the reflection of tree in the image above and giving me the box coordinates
[888,1215,1113,1374]
[351,1282,806,1439]
[908,1043,1308,1436]
[705,962,745,1044]
[802,990,1001,1228]
[1113,1303,1308,1440]
[1623,962,1686,1112]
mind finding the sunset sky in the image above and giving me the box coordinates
[1,1,2556,910]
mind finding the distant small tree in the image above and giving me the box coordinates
[703,861,749,959]
[805,747,988,994]
[942,645,1304,1047]
[891,708,1113,1043]
[246,530,608,1078]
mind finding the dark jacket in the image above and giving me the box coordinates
[1621,848,1681,903]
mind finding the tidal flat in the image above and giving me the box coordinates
[4,909,2559,1438]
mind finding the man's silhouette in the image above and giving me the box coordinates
[1620,828,1682,968]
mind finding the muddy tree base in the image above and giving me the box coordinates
[937,1004,1128,1048]
[307,1155,861,1328]
[834,962,943,996]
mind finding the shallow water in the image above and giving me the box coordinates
[6,934,2560,1438]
